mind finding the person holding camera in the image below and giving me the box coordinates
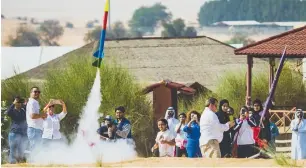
[97,115,116,141]
[174,113,188,157]
[5,96,28,163]
[183,110,202,158]
[231,106,256,158]
[41,99,67,145]
[216,99,232,158]
[290,109,306,160]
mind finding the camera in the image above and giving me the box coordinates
[17,99,25,104]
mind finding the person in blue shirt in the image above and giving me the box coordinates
[269,121,279,151]
[183,110,202,158]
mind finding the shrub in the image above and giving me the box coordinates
[1,54,155,157]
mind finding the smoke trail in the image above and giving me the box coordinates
[31,70,137,165]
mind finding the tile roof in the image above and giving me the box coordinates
[235,25,306,57]
[143,80,196,95]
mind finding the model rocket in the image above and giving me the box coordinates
[92,0,109,68]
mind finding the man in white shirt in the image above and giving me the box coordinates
[26,87,46,152]
[199,97,234,158]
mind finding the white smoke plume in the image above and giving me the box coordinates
[31,70,137,165]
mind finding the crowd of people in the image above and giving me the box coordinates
[4,86,305,164]
[5,86,133,164]
[151,97,306,160]
[5,87,68,163]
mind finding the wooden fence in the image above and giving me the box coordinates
[270,107,306,133]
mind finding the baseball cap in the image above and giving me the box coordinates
[104,115,112,121]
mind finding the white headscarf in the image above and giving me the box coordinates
[164,107,179,136]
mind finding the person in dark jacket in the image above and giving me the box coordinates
[250,99,271,149]
[216,99,232,158]
[5,96,28,163]
[114,106,132,139]
[97,115,116,141]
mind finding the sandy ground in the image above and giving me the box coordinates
[2,157,306,167]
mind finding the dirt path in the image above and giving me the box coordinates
[2,158,306,167]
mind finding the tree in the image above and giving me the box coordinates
[129,3,172,36]
[225,33,256,46]
[161,18,197,37]
[39,20,64,46]
[1,14,5,19]
[66,22,74,28]
[86,21,95,28]
[185,27,197,37]
[6,26,40,46]
[107,21,127,39]
[197,0,306,26]
[84,21,129,42]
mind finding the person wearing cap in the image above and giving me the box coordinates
[290,109,306,160]
[114,106,132,139]
[26,87,46,153]
[5,96,28,163]
[174,113,188,157]
[164,107,179,137]
[97,115,116,140]
[41,99,67,145]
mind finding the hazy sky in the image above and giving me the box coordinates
[2,0,208,24]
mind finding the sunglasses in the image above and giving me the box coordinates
[33,91,41,94]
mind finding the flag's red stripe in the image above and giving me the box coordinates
[102,12,109,30]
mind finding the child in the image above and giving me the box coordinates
[175,113,188,157]
[152,119,176,157]
[232,106,256,158]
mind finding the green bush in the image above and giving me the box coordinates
[99,61,154,157]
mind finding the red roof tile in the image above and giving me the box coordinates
[235,25,306,57]
[143,80,196,95]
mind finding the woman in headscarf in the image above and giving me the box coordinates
[250,99,271,149]
[216,99,232,157]
[290,109,306,160]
